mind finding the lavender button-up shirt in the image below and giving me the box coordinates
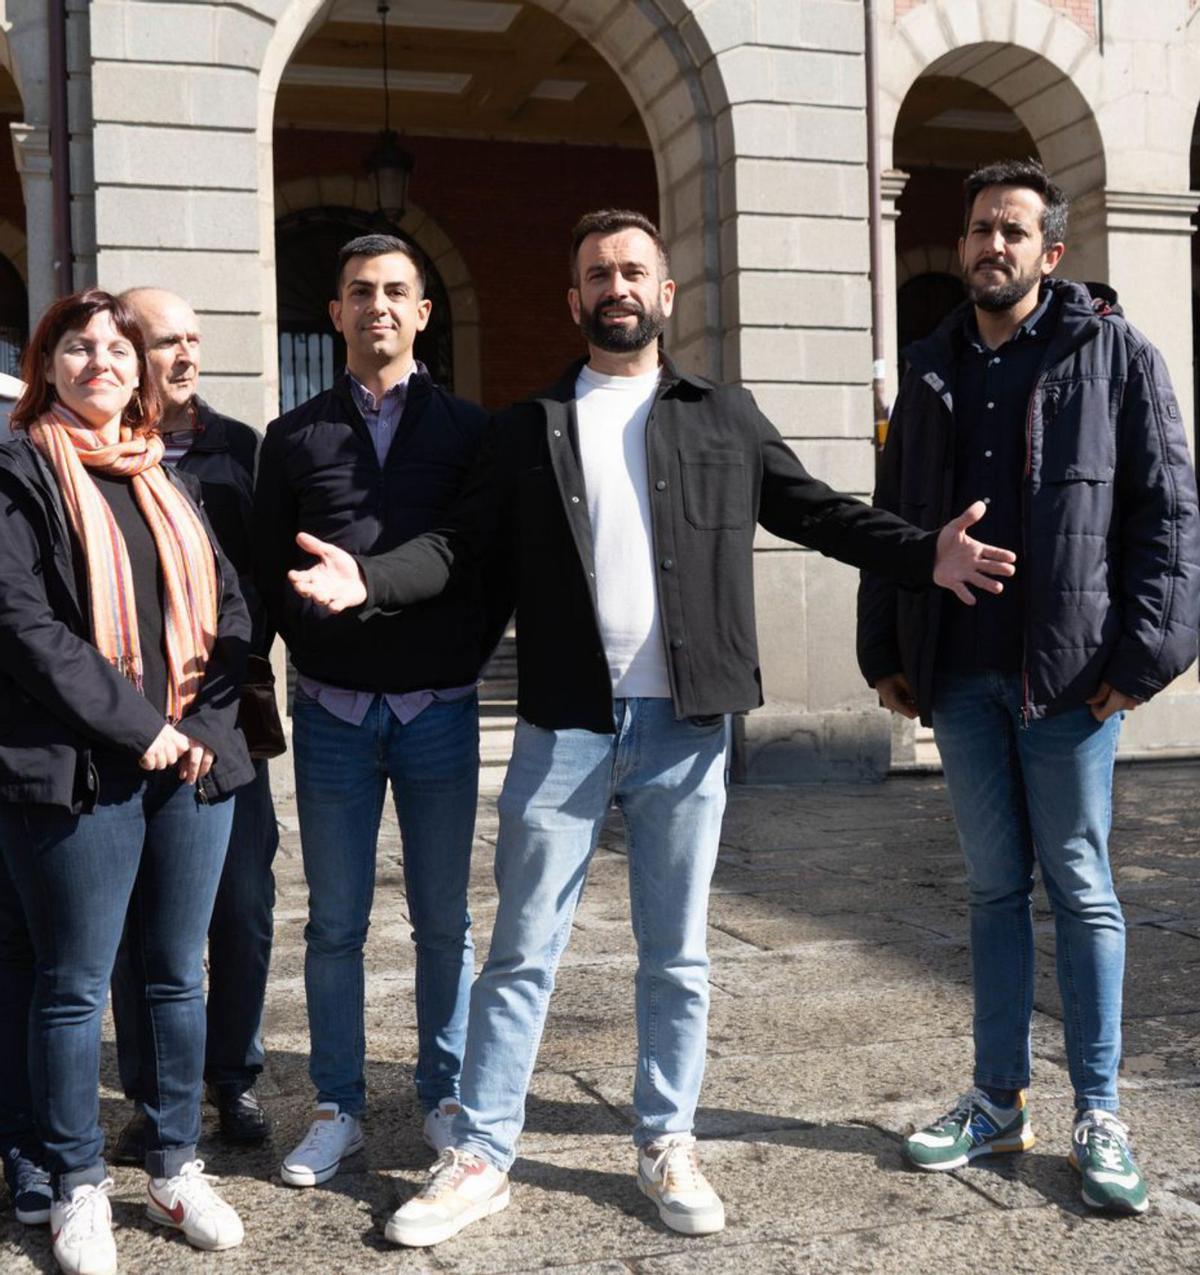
[296,364,476,726]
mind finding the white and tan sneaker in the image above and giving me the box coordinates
[422,1098,462,1154]
[146,1159,244,1251]
[49,1178,117,1275]
[280,1103,365,1187]
[384,1147,509,1247]
[637,1134,725,1235]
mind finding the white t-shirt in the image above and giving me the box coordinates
[575,363,671,698]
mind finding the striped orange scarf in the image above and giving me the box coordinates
[29,405,220,720]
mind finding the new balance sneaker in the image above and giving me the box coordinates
[4,1141,52,1224]
[280,1103,364,1187]
[422,1098,462,1154]
[384,1147,509,1247]
[146,1159,244,1251]
[49,1178,117,1275]
[1069,1110,1149,1215]
[903,1088,1034,1171]
[637,1134,725,1235]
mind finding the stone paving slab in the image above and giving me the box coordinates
[4,760,1200,1273]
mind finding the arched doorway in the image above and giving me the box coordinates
[275,206,455,411]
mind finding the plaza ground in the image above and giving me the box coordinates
[3,711,1199,1273]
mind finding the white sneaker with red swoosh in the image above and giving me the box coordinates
[49,1178,116,1275]
[384,1147,510,1247]
[146,1159,244,1251]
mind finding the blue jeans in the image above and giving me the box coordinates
[0,770,233,1191]
[112,759,279,1098]
[0,852,36,1154]
[293,691,478,1116]
[932,672,1125,1111]
[454,698,729,1172]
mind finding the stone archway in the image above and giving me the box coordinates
[255,0,725,420]
[274,177,482,402]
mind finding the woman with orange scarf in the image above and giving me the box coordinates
[0,290,254,1275]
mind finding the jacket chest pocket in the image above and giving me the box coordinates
[679,450,750,530]
[1038,380,1117,483]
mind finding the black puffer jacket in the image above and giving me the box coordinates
[857,279,1200,724]
[0,436,254,811]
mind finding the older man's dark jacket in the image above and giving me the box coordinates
[355,356,939,734]
[857,278,1200,725]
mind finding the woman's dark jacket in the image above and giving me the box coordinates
[857,279,1200,724]
[355,356,939,734]
[0,435,254,812]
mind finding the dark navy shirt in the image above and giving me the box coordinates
[939,286,1057,673]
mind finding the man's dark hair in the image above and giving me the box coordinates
[335,233,426,298]
[963,159,1068,247]
[569,209,669,285]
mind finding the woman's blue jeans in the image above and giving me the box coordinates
[932,672,1125,1111]
[0,769,233,1192]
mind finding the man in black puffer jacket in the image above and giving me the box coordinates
[857,160,1200,1216]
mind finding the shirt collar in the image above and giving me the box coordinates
[963,285,1055,352]
[348,362,425,413]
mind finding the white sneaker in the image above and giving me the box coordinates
[49,1178,117,1275]
[280,1103,365,1187]
[384,1147,509,1247]
[422,1097,462,1153]
[146,1159,244,1251]
[637,1134,725,1235]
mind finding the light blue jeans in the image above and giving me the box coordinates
[293,690,479,1116]
[454,697,729,1172]
[932,672,1125,1111]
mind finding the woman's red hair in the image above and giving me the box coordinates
[10,288,162,434]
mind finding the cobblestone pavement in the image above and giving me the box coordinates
[4,727,1199,1273]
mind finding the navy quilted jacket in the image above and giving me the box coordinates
[857,278,1200,724]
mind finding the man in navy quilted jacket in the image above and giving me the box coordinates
[857,159,1200,1216]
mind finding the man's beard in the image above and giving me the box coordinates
[580,297,666,353]
[965,258,1043,313]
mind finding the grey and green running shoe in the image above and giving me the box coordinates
[903,1088,1034,1171]
[1069,1110,1148,1215]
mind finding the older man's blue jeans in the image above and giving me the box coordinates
[0,771,232,1192]
[452,698,729,1172]
[931,672,1125,1112]
[293,690,478,1117]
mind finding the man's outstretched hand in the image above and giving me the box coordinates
[934,501,1016,605]
[288,532,367,613]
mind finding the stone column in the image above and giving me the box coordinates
[879,168,909,410]
[10,123,55,320]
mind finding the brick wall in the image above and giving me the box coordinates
[273,130,658,410]
[893,0,1096,39]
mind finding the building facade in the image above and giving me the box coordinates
[2,0,1199,778]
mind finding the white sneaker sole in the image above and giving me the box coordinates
[384,1184,511,1247]
[145,1200,245,1251]
[279,1131,366,1187]
[637,1175,725,1236]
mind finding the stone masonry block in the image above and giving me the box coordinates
[731,158,867,218]
[736,326,871,384]
[98,248,260,312]
[555,0,623,41]
[745,381,873,441]
[120,4,215,64]
[750,549,808,705]
[192,311,259,374]
[711,46,776,104]
[215,6,273,68]
[758,0,862,55]
[783,436,874,497]
[731,269,870,329]
[727,213,867,274]
[646,80,700,148]
[93,125,257,190]
[774,50,865,110]
[941,0,985,52]
[626,34,680,106]
[97,65,256,130]
[601,6,656,73]
[682,0,756,59]
[88,3,126,60]
[194,375,263,429]
[803,554,876,711]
